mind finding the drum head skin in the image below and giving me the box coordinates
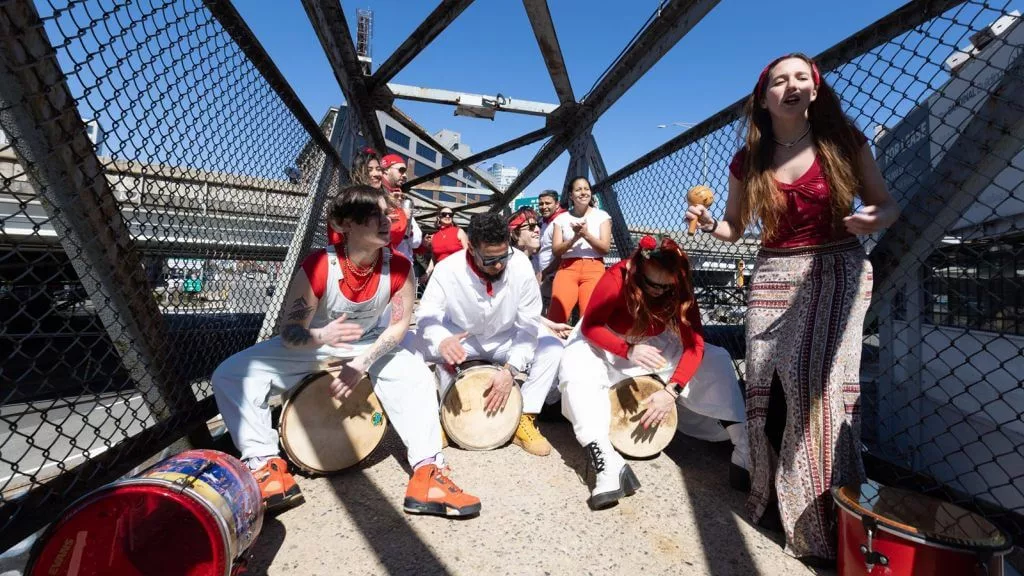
[280,372,388,475]
[833,481,1012,553]
[28,483,228,576]
[609,375,677,458]
[441,364,523,451]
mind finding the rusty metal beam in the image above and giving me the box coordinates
[404,126,551,189]
[204,0,340,164]
[369,0,475,88]
[0,0,200,421]
[492,0,719,207]
[522,0,575,104]
[302,0,387,152]
[386,105,502,195]
[599,0,968,187]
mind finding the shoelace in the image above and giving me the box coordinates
[519,416,539,440]
[433,467,463,493]
[586,442,606,474]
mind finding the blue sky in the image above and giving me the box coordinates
[230,0,996,198]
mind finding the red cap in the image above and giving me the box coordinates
[380,154,405,169]
[508,208,536,231]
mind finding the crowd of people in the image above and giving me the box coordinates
[212,53,897,567]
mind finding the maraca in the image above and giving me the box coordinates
[687,185,715,235]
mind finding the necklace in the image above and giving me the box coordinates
[341,244,379,278]
[773,125,811,148]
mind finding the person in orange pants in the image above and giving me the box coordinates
[547,176,612,323]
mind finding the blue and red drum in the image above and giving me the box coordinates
[28,449,263,576]
[833,481,1011,575]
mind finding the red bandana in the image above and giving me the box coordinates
[465,251,494,297]
[543,207,566,225]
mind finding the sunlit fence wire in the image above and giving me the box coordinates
[594,0,1024,548]
[0,0,340,549]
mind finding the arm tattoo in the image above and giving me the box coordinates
[389,293,405,325]
[281,324,312,346]
[288,297,314,322]
[361,335,397,368]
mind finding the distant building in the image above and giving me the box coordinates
[1,119,104,156]
[486,162,519,192]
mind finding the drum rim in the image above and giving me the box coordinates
[27,479,234,576]
[831,485,1013,554]
[279,371,388,475]
[441,365,524,451]
[608,374,677,458]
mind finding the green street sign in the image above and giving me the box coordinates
[513,197,540,211]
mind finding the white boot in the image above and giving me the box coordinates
[726,423,751,491]
[584,440,640,510]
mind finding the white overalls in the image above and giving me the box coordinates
[212,247,442,466]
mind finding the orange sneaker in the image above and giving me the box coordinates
[251,457,304,513]
[403,464,481,518]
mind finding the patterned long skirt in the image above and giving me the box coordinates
[745,239,871,559]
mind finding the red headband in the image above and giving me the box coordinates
[361,146,378,156]
[508,209,537,231]
[380,154,405,169]
[755,55,821,96]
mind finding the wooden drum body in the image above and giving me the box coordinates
[279,371,388,475]
[441,362,523,451]
[609,375,677,458]
[833,481,1011,576]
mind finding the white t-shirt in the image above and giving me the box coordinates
[538,219,557,272]
[553,208,611,260]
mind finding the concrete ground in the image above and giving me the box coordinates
[247,420,832,576]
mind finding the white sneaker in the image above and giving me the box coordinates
[585,440,640,510]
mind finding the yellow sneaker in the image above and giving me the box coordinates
[513,413,551,456]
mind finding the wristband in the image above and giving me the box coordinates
[703,217,718,233]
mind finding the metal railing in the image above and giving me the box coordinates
[593,0,1024,547]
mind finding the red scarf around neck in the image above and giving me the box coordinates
[465,251,495,297]
[543,207,566,225]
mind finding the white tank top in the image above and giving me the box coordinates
[310,246,392,354]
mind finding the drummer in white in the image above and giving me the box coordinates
[558,235,748,510]
[212,185,480,517]
[410,212,564,457]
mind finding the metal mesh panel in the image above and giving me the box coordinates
[594,0,1023,544]
[0,0,336,547]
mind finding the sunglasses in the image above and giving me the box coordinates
[439,212,454,218]
[396,167,407,174]
[641,275,675,292]
[517,221,539,231]
[477,248,513,267]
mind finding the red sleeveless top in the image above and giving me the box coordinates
[431,225,463,263]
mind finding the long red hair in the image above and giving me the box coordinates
[623,236,697,343]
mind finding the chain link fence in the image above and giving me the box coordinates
[0,0,340,550]
[594,0,1023,550]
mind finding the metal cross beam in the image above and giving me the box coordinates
[369,0,475,89]
[387,83,558,117]
[302,0,387,153]
[404,126,551,189]
[522,0,575,104]
[386,105,503,195]
[492,0,720,207]
[204,0,340,165]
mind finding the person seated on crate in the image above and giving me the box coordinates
[507,206,572,339]
[557,235,749,510]
[212,184,481,518]
[405,212,564,457]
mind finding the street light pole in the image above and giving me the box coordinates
[657,121,707,185]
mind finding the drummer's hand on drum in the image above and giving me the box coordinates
[627,344,667,372]
[639,388,676,429]
[439,332,469,365]
[313,313,364,349]
[483,368,515,414]
[327,361,364,400]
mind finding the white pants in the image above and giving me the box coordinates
[559,335,745,446]
[404,331,563,414]
[212,336,442,467]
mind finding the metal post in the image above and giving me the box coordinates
[258,108,349,341]
[0,0,200,424]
